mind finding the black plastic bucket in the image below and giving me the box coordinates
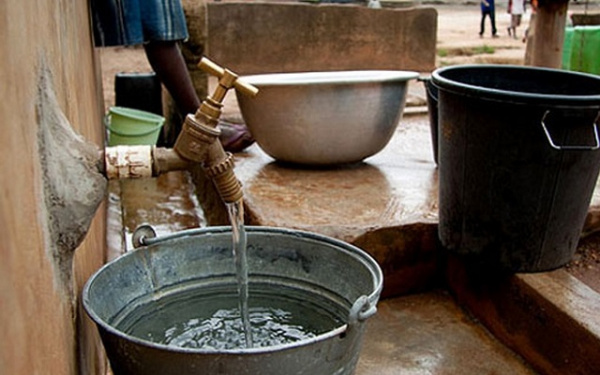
[115,72,162,116]
[432,65,600,272]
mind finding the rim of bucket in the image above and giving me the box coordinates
[106,120,163,137]
[82,226,383,355]
[109,106,165,124]
[431,64,600,106]
[241,70,420,86]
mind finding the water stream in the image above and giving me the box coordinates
[226,200,254,348]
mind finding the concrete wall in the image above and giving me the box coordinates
[1,0,106,374]
[206,2,437,74]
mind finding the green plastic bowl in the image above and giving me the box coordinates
[106,107,165,146]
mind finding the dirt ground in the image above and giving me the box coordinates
[567,233,600,293]
[98,2,600,291]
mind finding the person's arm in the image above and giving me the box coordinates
[144,41,200,115]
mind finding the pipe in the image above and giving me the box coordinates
[102,146,190,180]
[101,57,258,205]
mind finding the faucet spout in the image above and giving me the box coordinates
[173,57,258,204]
[174,112,242,203]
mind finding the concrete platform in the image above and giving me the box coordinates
[108,111,600,374]
[206,2,437,74]
[357,290,536,374]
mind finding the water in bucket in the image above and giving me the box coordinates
[113,283,344,350]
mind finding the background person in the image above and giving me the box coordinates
[479,0,499,38]
[508,0,526,39]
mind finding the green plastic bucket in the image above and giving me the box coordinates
[563,26,600,75]
[106,106,165,146]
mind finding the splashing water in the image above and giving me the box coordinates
[118,284,343,350]
[227,200,254,348]
[161,305,319,350]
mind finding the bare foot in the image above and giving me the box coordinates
[219,121,255,153]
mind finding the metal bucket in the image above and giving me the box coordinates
[83,226,383,375]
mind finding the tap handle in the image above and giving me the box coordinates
[199,57,258,98]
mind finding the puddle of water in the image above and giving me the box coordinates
[118,171,205,251]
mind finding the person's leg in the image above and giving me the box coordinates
[144,40,255,151]
[480,11,486,36]
[490,9,498,36]
[514,14,522,38]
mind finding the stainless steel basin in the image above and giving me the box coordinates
[236,70,419,166]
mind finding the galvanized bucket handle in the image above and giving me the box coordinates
[348,295,378,326]
[540,110,600,151]
[132,224,158,248]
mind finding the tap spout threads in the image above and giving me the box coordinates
[204,152,243,204]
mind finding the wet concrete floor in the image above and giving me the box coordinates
[107,172,204,258]
[357,290,536,374]
[106,102,600,374]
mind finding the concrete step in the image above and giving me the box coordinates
[358,290,537,374]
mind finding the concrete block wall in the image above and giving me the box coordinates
[206,2,437,74]
[1,1,107,374]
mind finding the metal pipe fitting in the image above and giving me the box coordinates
[172,57,258,204]
[100,57,257,206]
[102,146,189,180]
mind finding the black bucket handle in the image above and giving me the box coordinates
[541,110,600,151]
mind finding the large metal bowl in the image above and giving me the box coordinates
[236,70,419,166]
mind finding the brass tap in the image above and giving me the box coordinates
[101,57,258,205]
[174,57,258,204]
